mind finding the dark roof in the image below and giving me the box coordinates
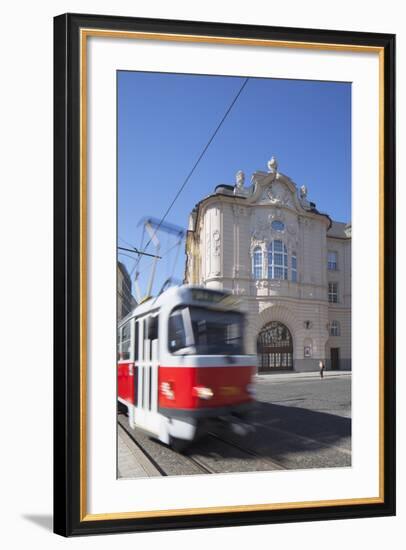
[214,184,234,193]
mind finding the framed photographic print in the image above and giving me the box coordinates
[53,13,396,536]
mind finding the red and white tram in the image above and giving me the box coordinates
[117,285,257,450]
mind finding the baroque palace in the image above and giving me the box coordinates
[184,157,351,373]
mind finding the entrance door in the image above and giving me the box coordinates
[331,347,340,370]
[257,321,293,372]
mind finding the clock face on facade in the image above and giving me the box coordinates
[271,220,285,231]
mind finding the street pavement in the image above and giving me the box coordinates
[118,371,351,477]
[255,371,351,418]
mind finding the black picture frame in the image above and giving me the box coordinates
[54,12,396,537]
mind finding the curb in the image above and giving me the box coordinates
[255,372,351,382]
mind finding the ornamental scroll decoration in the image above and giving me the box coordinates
[212,230,221,256]
[261,184,295,209]
[255,279,283,290]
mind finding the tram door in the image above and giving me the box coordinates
[135,314,160,434]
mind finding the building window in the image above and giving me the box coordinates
[328,282,338,303]
[328,250,338,270]
[330,320,341,336]
[271,220,285,231]
[268,240,288,280]
[291,252,297,282]
[253,246,263,279]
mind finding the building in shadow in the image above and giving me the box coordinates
[117,261,136,320]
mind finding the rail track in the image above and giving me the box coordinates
[118,413,288,476]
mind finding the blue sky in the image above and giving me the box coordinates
[118,71,351,297]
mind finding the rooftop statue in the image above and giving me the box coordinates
[234,169,249,196]
[299,184,311,209]
[235,169,245,188]
[267,156,278,174]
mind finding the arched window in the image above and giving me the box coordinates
[268,240,288,280]
[291,252,297,282]
[330,320,341,337]
[252,246,263,279]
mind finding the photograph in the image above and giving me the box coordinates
[116,71,352,477]
[52,12,395,535]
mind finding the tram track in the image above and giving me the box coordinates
[118,414,216,475]
[183,431,289,474]
[206,431,287,471]
[118,413,287,475]
[118,412,348,475]
[181,453,217,474]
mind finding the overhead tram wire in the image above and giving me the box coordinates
[132,239,186,283]
[132,76,250,271]
[130,224,146,277]
[118,235,139,249]
[119,239,187,292]
[118,245,161,259]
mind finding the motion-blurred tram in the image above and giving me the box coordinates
[117,285,257,450]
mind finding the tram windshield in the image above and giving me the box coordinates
[168,306,244,355]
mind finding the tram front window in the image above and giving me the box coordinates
[168,307,244,355]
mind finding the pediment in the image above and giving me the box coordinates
[231,159,314,214]
[244,171,304,212]
[258,179,295,208]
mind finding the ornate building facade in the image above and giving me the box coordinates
[184,157,351,372]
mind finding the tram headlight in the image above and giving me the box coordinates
[161,381,175,400]
[192,386,214,400]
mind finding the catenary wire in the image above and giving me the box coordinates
[132,77,250,271]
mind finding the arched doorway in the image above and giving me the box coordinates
[257,321,293,372]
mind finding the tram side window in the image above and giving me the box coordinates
[121,322,131,360]
[168,310,186,353]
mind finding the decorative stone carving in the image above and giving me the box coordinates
[255,280,270,290]
[236,169,245,187]
[232,205,247,216]
[212,230,221,256]
[267,212,286,226]
[267,156,278,174]
[262,184,294,208]
[251,220,271,241]
[251,212,297,243]
[299,184,311,209]
[234,170,249,196]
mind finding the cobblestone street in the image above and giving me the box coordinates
[118,371,351,478]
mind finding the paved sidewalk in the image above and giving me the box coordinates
[117,425,161,479]
[255,370,351,382]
